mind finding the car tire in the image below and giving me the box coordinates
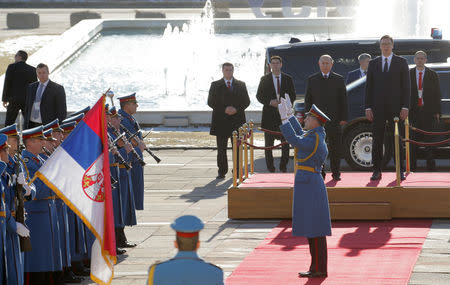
[343,123,392,171]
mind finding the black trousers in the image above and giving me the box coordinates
[325,124,342,176]
[5,102,25,127]
[216,135,238,176]
[372,115,405,172]
[264,132,289,171]
[28,121,42,128]
[307,237,328,273]
[410,112,437,167]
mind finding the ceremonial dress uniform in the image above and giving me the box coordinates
[148,215,224,285]
[0,161,8,284]
[21,127,63,274]
[279,104,332,277]
[118,93,144,210]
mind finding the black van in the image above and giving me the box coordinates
[267,37,450,170]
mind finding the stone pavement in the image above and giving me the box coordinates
[76,148,450,284]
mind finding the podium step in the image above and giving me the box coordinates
[330,202,391,220]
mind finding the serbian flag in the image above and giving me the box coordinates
[35,95,116,284]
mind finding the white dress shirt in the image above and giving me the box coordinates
[272,73,282,100]
[382,53,393,72]
[224,78,233,89]
[360,68,367,77]
[30,80,49,123]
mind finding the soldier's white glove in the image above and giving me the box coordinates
[278,98,293,124]
[284,94,294,117]
[16,222,30,237]
[17,172,26,185]
[23,183,32,197]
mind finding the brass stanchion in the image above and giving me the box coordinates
[232,131,237,188]
[239,127,244,184]
[249,120,254,175]
[394,117,401,186]
[405,116,410,173]
[243,123,249,179]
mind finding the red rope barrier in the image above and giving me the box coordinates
[403,137,450,147]
[258,127,283,136]
[410,126,450,136]
[243,141,288,150]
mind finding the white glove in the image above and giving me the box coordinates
[284,94,294,116]
[23,183,32,197]
[17,172,26,185]
[16,222,30,237]
[278,98,290,124]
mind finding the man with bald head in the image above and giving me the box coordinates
[305,55,348,181]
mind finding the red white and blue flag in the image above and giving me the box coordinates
[35,96,116,284]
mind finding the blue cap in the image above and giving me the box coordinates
[62,113,84,125]
[117,93,137,103]
[0,123,19,137]
[70,106,91,117]
[43,128,57,141]
[171,215,204,236]
[22,126,45,140]
[306,104,331,124]
[60,121,77,133]
[0,133,9,150]
[109,106,119,117]
[43,119,63,133]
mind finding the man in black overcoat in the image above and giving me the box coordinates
[2,50,37,127]
[256,55,296,172]
[409,50,441,170]
[24,63,67,129]
[365,35,411,180]
[208,62,250,179]
[305,55,348,180]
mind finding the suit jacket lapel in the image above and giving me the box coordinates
[411,67,418,92]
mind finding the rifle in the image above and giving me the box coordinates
[13,152,32,252]
[120,124,161,164]
[42,146,52,156]
[107,133,131,170]
[109,123,146,166]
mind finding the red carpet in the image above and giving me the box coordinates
[238,172,450,188]
[226,220,431,285]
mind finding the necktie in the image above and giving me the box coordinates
[418,71,423,107]
[31,83,44,120]
[383,58,388,72]
[276,76,281,95]
[227,81,231,89]
[323,74,328,79]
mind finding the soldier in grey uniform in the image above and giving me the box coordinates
[147,215,223,285]
[278,98,332,278]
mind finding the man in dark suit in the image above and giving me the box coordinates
[365,35,411,180]
[208,62,250,179]
[256,55,296,172]
[2,50,36,127]
[346,53,371,84]
[305,55,348,180]
[409,50,441,171]
[24,63,67,129]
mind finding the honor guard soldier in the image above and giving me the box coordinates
[0,126,35,285]
[60,121,77,139]
[21,126,64,284]
[278,100,332,278]
[148,215,224,285]
[0,154,8,284]
[118,93,146,211]
[62,113,84,125]
[109,106,137,248]
[43,118,64,147]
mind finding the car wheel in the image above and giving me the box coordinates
[343,124,392,171]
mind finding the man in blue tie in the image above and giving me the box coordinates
[24,63,67,129]
[345,53,371,84]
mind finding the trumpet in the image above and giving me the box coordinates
[120,124,161,164]
[108,123,146,166]
[107,133,131,170]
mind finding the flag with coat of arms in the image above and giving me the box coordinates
[35,95,116,284]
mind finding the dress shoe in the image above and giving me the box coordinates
[268,167,275,173]
[331,173,341,181]
[116,248,127,255]
[216,174,225,179]
[298,271,328,278]
[370,171,382,180]
[63,271,84,283]
[117,241,137,248]
[400,172,406,181]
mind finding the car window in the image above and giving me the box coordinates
[437,71,450,99]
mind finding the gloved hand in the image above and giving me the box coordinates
[23,183,32,197]
[278,98,293,124]
[16,222,30,237]
[284,94,294,116]
[17,172,26,185]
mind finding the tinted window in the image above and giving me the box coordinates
[436,71,450,115]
